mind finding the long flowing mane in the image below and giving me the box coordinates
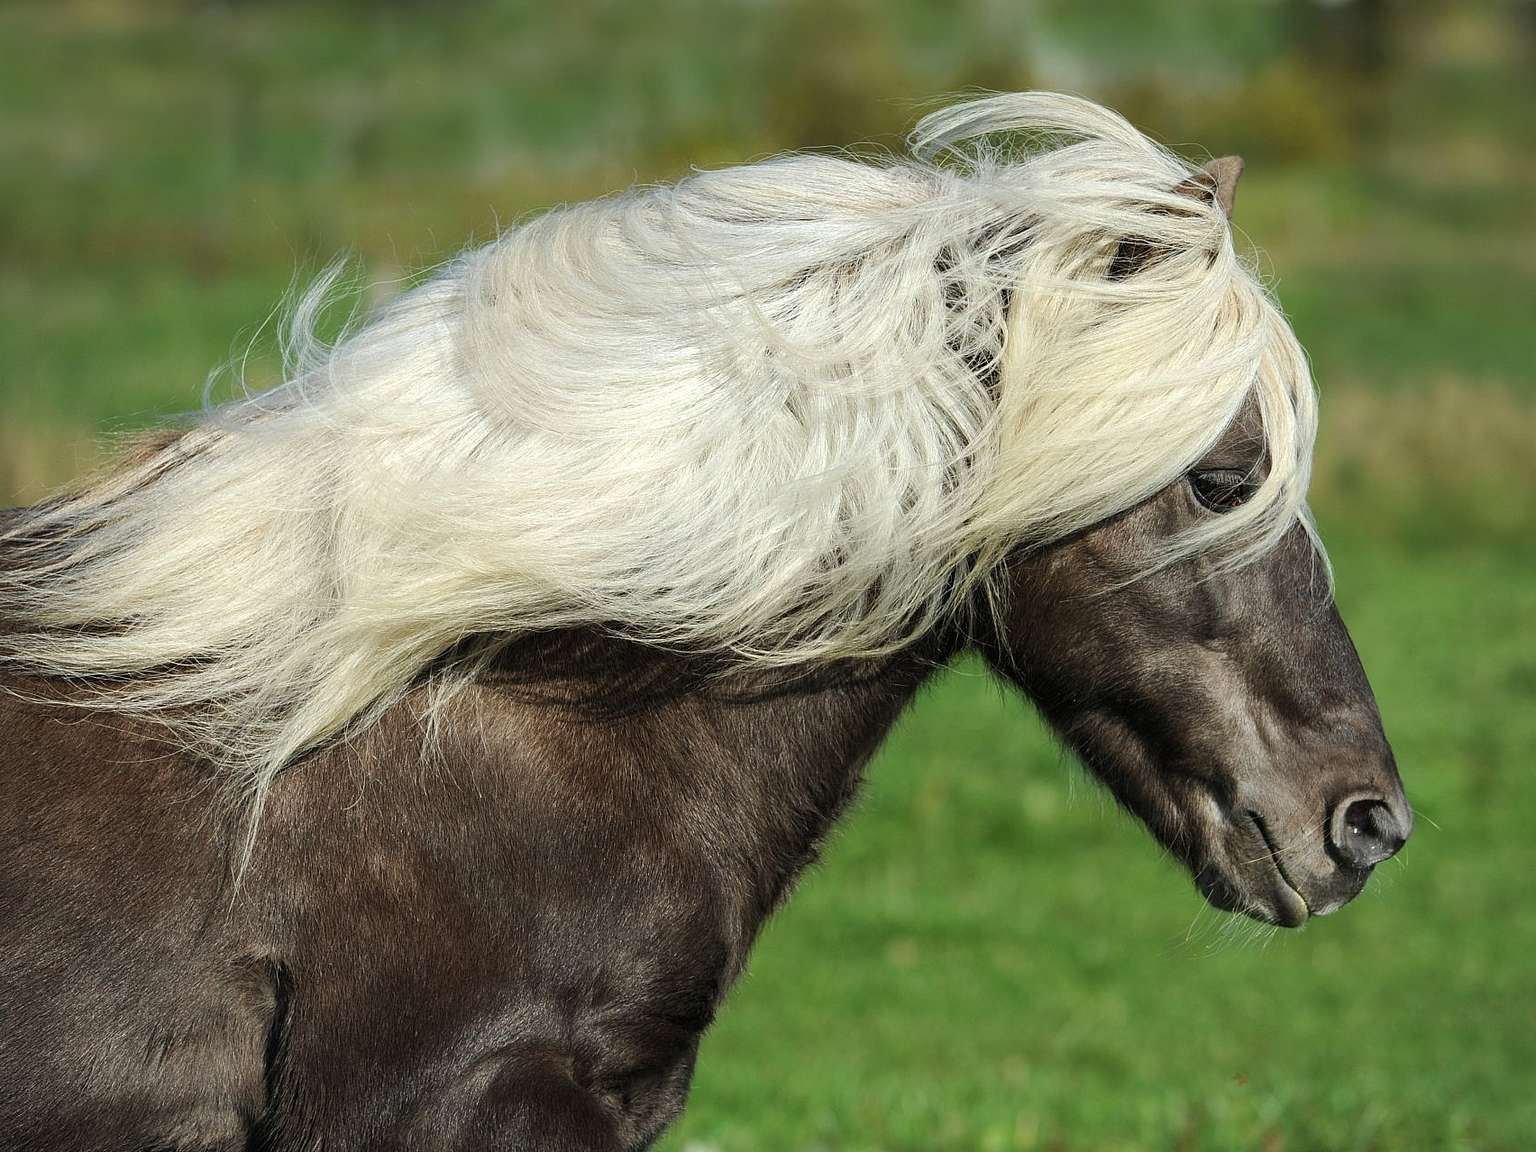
[0,92,1316,810]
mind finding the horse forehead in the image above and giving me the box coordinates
[1205,396,1267,467]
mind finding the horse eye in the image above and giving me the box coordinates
[1189,468,1253,513]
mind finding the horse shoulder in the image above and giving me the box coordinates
[0,688,274,1150]
[243,688,742,1149]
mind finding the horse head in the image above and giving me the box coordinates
[983,158,1410,927]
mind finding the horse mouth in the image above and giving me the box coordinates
[1196,810,1311,928]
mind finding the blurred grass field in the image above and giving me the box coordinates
[2,3,1534,1149]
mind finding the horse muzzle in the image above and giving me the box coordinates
[1196,779,1413,927]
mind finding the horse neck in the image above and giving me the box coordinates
[415,628,957,933]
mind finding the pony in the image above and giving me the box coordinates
[0,92,1410,1150]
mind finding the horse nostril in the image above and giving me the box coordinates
[1329,795,1409,870]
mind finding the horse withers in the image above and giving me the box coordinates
[0,93,1409,1150]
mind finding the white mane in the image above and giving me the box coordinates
[1,92,1317,809]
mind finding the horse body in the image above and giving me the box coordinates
[0,631,946,1149]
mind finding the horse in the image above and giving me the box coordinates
[0,92,1410,1151]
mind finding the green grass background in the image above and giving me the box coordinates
[2,3,1533,1149]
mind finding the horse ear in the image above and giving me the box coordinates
[1180,155,1244,219]
[1108,155,1244,280]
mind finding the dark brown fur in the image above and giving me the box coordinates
[0,613,952,1150]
